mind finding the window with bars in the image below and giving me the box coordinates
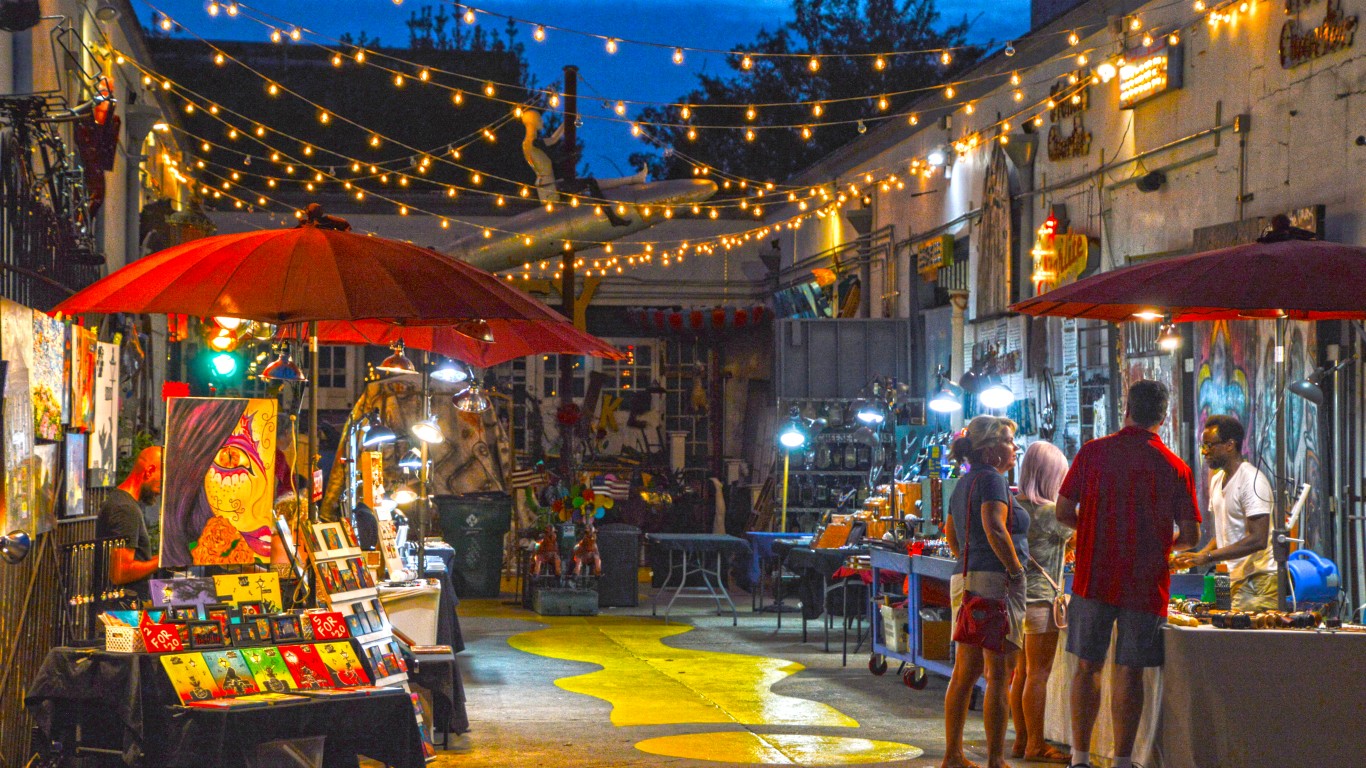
[316,345,349,389]
[597,342,654,398]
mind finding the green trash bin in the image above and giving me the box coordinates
[434,493,512,598]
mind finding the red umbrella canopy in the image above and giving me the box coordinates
[54,220,566,325]
[282,317,625,368]
[1010,239,1366,322]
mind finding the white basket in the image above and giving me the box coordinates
[105,625,146,653]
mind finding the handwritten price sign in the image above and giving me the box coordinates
[141,623,185,653]
[309,612,350,640]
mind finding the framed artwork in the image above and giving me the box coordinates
[299,618,315,642]
[88,341,119,487]
[167,604,201,622]
[32,311,66,442]
[187,620,228,649]
[250,615,274,643]
[311,522,360,558]
[160,397,278,567]
[70,325,96,432]
[2,300,34,535]
[62,433,86,519]
[267,614,302,643]
[202,649,259,696]
[32,443,59,533]
[151,577,218,609]
[204,603,232,632]
[229,623,264,647]
[237,600,265,617]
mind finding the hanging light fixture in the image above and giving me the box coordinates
[376,341,418,375]
[928,368,965,413]
[391,483,419,505]
[361,411,397,448]
[431,358,471,384]
[410,416,445,444]
[213,316,245,331]
[978,377,1016,410]
[854,399,887,426]
[453,383,491,413]
[777,408,810,449]
[398,447,423,470]
[1158,321,1182,352]
[376,495,399,514]
[260,347,307,382]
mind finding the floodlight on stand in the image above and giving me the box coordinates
[391,484,419,505]
[361,411,397,447]
[1158,321,1182,352]
[376,341,418,375]
[410,416,445,444]
[1288,356,1356,406]
[777,407,810,450]
[431,358,471,384]
[978,378,1016,410]
[453,383,491,413]
[0,530,31,564]
[398,447,423,470]
[929,369,964,413]
[854,398,886,425]
[260,347,307,382]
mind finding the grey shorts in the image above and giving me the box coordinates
[1065,595,1165,668]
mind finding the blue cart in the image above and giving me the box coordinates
[867,549,983,691]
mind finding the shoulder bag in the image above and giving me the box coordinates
[1028,554,1069,629]
[951,475,1013,652]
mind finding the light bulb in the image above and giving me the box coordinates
[1068,30,1080,45]
[808,56,820,72]
[605,38,618,54]
[945,86,955,99]
[463,8,475,23]
[941,50,952,65]
[534,25,546,41]
[673,47,684,64]
[741,54,753,70]
[875,56,886,70]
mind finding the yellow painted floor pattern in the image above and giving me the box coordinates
[465,600,924,765]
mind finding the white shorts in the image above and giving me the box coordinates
[1023,600,1058,635]
[950,573,964,626]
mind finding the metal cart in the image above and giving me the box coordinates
[868,548,984,692]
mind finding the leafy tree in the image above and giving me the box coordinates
[636,0,980,184]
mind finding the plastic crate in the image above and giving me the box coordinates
[104,625,146,653]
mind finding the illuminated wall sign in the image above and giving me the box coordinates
[915,235,955,278]
[1118,41,1183,109]
[1031,213,1092,294]
[1281,0,1357,68]
[1047,74,1091,161]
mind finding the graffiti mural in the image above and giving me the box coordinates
[1194,320,1321,545]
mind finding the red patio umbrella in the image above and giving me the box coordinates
[282,317,625,367]
[1010,231,1366,608]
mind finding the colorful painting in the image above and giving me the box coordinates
[70,325,96,431]
[1194,319,1321,544]
[32,312,66,442]
[150,577,220,609]
[64,433,86,519]
[32,443,59,534]
[2,299,34,533]
[278,644,335,690]
[88,341,119,487]
[160,397,278,567]
[213,573,283,614]
[202,649,260,696]
[316,641,371,686]
[241,646,298,693]
[160,652,225,703]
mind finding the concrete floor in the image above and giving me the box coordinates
[433,588,1020,768]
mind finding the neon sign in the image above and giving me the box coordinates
[1118,41,1183,109]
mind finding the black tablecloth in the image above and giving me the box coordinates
[782,546,868,620]
[408,652,469,736]
[418,546,466,653]
[646,534,752,588]
[25,648,425,768]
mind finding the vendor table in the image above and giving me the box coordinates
[781,546,868,656]
[25,647,425,768]
[646,533,750,625]
[745,532,814,611]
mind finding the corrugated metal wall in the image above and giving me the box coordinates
[773,318,916,400]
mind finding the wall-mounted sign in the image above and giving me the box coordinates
[976,145,1014,318]
[1281,0,1357,68]
[1119,41,1184,108]
[915,235,955,278]
[1047,73,1091,161]
[1031,212,1093,294]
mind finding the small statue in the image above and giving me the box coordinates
[519,109,644,226]
[573,519,602,577]
[531,524,561,577]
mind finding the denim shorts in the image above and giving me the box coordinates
[1065,594,1165,668]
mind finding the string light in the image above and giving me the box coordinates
[673,47,685,64]
[740,54,753,70]
[1068,30,1080,45]
[808,56,821,72]
[463,7,475,23]
[874,56,886,71]
[605,38,619,54]
[533,25,546,41]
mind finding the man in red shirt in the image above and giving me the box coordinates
[1055,380,1201,768]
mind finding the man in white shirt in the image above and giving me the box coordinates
[1173,415,1278,611]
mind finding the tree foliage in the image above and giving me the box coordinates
[637,0,980,184]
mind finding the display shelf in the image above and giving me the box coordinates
[374,673,408,687]
[790,470,872,476]
[325,586,379,605]
[355,627,394,645]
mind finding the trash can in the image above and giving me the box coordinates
[434,493,512,598]
[596,524,641,607]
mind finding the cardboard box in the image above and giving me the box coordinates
[922,620,951,661]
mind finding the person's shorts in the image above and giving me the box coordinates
[1023,600,1058,635]
[1231,572,1279,612]
[950,573,964,627]
[1065,594,1165,667]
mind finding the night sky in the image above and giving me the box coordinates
[147,0,1029,168]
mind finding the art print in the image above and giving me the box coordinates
[151,577,219,609]
[188,620,227,649]
[240,646,296,693]
[160,397,278,567]
[268,614,301,643]
[2,299,34,534]
[202,649,259,696]
[279,644,335,690]
[160,653,225,703]
[70,325,96,431]
[63,433,86,519]
[316,642,370,686]
[229,623,263,647]
[237,600,265,617]
[32,312,66,442]
[88,341,119,487]
[32,443,58,534]
[213,573,283,613]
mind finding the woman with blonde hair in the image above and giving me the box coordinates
[1009,441,1073,763]
[941,415,1029,768]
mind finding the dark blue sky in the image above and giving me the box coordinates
[149,0,1029,167]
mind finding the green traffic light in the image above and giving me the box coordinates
[210,352,239,377]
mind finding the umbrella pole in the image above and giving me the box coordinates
[1275,316,1291,610]
[418,351,430,580]
[310,323,320,522]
